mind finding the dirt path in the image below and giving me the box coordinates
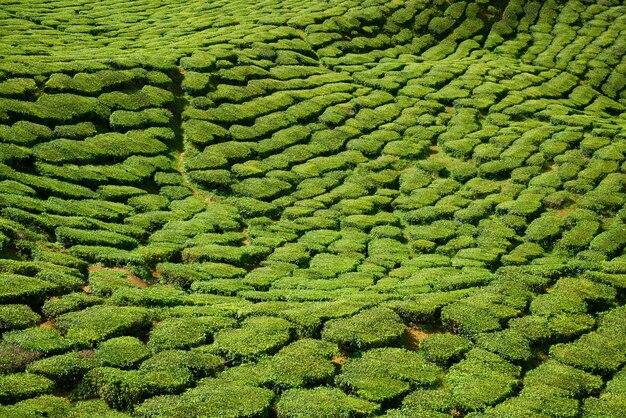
[405,325,449,350]
[175,151,214,206]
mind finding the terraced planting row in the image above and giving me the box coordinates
[0,0,625,416]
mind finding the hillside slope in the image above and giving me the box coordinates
[0,0,625,416]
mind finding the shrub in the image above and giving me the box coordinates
[482,384,580,418]
[549,306,626,375]
[95,337,149,369]
[3,328,75,356]
[219,338,337,391]
[307,253,361,278]
[33,250,88,273]
[70,246,143,267]
[55,306,153,346]
[589,225,626,257]
[0,343,42,375]
[420,334,472,366]
[0,395,71,417]
[336,348,441,403]
[182,244,270,267]
[135,380,274,418]
[33,131,168,165]
[27,351,96,385]
[88,269,137,297]
[322,307,405,351]
[446,348,521,412]
[148,316,236,353]
[99,86,174,111]
[0,273,61,304]
[524,214,564,244]
[524,360,602,398]
[276,387,379,418]
[265,338,337,390]
[392,388,455,417]
[109,108,171,131]
[53,122,97,139]
[407,221,457,244]
[78,367,154,411]
[267,244,310,266]
[232,177,292,200]
[42,292,103,319]
[475,330,532,363]
[0,304,40,331]
[110,286,187,308]
[440,300,507,337]
[141,349,224,380]
[155,262,245,288]
[0,372,55,404]
[211,316,293,363]
[69,399,130,417]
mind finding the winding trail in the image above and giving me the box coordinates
[174,150,214,206]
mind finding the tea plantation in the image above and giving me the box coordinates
[0,0,625,416]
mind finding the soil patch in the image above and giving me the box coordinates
[405,325,449,350]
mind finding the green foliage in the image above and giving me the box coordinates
[218,338,337,390]
[446,348,521,412]
[78,367,155,411]
[55,306,153,346]
[27,351,96,385]
[211,316,293,363]
[0,304,40,331]
[56,227,138,250]
[3,327,75,356]
[0,372,55,404]
[549,305,626,375]
[0,273,61,304]
[336,348,441,402]
[0,1,625,415]
[110,286,187,308]
[475,330,532,363]
[148,316,236,353]
[322,307,405,351]
[0,395,71,418]
[135,380,274,418]
[419,333,472,366]
[69,399,131,417]
[523,360,603,398]
[95,337,149,369]
[0,343,42,375]
[276,387,379,418]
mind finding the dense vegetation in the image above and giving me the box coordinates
[0,0,625,416]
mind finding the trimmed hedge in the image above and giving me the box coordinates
[135,380,274,418]
[276,387,379,418]
[446,348,521,412]
[0,395,71,418]
[148,316,236,353]
[0,304,40,331]
[0,372,55,404]
[3,328,75,356]
[27,351,96,385]
[419,333,472,366]
[95,337,149,369]
[55,306,153,346]
[322,307,405,351]
[0,273,62,304]
[210,316,294,363]
[336,348,441,402]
